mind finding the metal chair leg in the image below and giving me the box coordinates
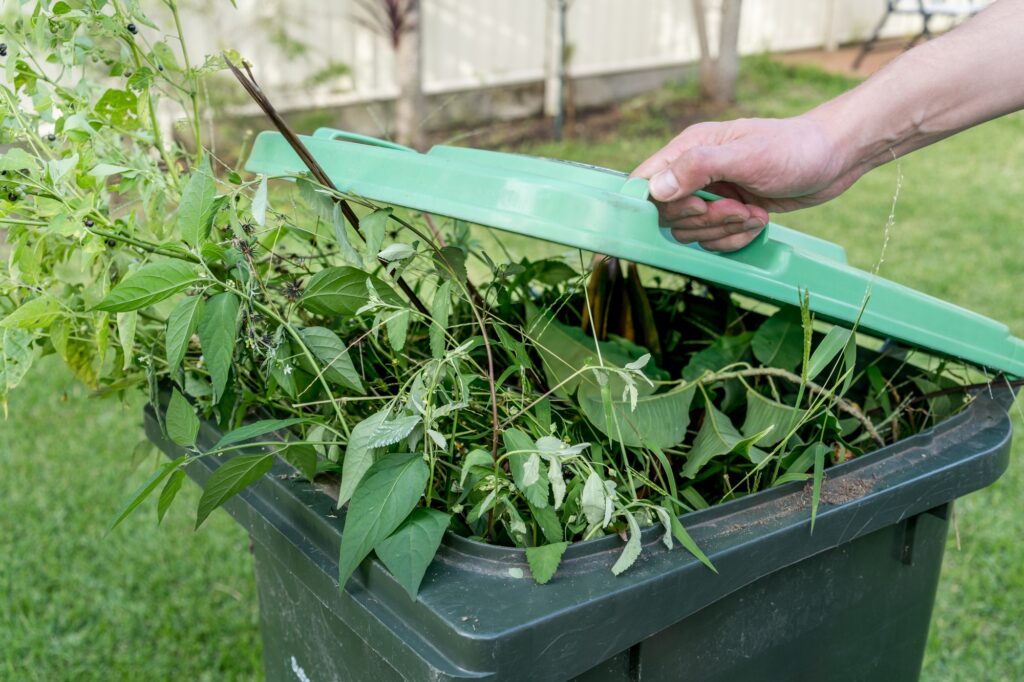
[853,8,892,69]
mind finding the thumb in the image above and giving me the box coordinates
[648,145,744,202]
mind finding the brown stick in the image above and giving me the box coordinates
[224,55,429,317]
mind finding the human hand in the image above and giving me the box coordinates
[632,115,862,251]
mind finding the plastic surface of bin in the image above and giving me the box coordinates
[145,384,1015,682]
[244,128,1024,377]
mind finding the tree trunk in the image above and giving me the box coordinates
[689,0,715,100]
[712,0,743,105]
[394,0,424,150]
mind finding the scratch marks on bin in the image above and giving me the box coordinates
[290,655,313,682]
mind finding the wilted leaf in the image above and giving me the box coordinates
[581,471,606,527]
[503,429,548,508]
[578,382,695,449]
[611,511,642,575]
[251,175,268,226]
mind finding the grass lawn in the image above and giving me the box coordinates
[2,57,1021,680]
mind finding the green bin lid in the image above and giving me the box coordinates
[245,127,1024,378]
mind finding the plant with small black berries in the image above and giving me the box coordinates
[0,0,972,594]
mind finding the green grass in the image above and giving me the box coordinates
[2,56,1021,679]
[0,361,262,680]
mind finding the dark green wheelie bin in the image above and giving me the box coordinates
[147,129,1023,681]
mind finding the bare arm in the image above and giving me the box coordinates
[633,0,1024,251]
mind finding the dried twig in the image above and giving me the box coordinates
[223,54,429,317]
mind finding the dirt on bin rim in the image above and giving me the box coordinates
[721,474,879,535]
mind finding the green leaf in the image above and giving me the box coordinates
[197,293,240,401]
[752,308,804,371]
[669,514,716,572]
[611,511,642,576]
[386,308,410,352]
[107,456,186,533]
[251,175,268,226]
[682,333,753,380]
[297,326,363,393]
[89,163,134,178]
[338,411,421,507]
[166,389,200,447]
[116,311,137,370]
[338,452,429,588]
[0,328,35,397]
[94,261,197,312]
[374,508,451,599]
[195,453,273,528]
[741,389,801,447]
[331,204,363,267]
[526,541,569,585]
[94,88,141,129]
[165,295,204,370]
[280,442,318,481]
[503,429,549,508]
[682,404,769,478]
[430,280,451,359]
[301,266,402,317]
[806,326,853,379]
[578,382,694,449]
[433,245,468,283]
[361,209,390,269]
[0,297,61,329]
[212,417,306,451]
[151,41,181,72]
[459,448,494,488]
[809,442,830,531]
[0,147,39,172]
[176,155,218,246]
[529,501,564,545]
[581,471,607,527]
[525,305,652,397]
[378,243,415,262]
[157,469,186,524]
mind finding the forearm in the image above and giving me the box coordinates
[807,0,1024,176]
